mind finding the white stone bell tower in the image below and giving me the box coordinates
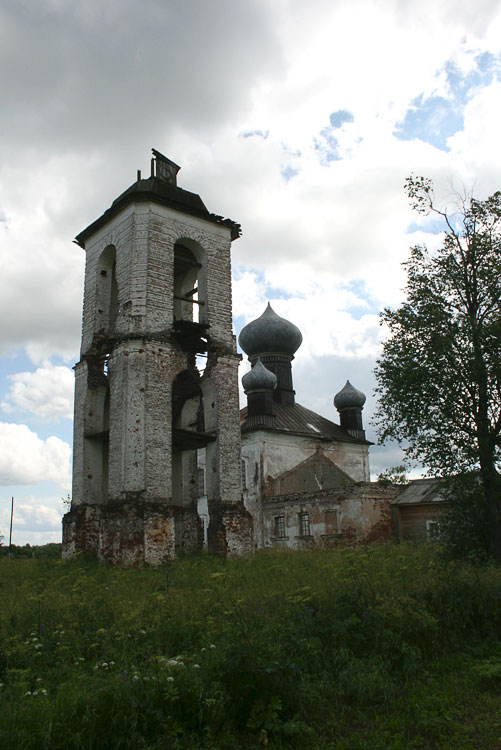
[62,149,252,565]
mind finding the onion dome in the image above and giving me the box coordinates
[238,303,303,357]
[242,358,277,393]
[334,380,366,410]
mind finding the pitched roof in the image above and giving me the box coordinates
[393,478,443,505]
[240,401,371,444]
[75,176,241,246]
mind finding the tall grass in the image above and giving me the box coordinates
[2,543,501,748]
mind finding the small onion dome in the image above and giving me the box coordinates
[238,303,303,357]
[334,380,366,410]
[242,358,277,393]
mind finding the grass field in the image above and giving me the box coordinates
[1,542,501,749]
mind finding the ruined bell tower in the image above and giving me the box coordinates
[62,149,252,565]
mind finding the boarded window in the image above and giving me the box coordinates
[273,515,286,538]
[324,509,338,533]
[298,512,311,536]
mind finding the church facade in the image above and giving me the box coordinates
[237,305,396,550]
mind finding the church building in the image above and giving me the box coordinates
[237,304,395,549]
[63,150,395,564]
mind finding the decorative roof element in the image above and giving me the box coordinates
[238,303,303,357]
[334,380,366,410]
[242,358,277,393]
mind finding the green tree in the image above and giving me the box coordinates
[374,176,501,558]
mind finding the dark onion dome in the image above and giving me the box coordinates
[334,380,366,410]
[242,358,277,393]
[238,303,303,357]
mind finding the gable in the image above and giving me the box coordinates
[264,448,354,497]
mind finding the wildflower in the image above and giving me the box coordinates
[210,644,216,649]
[40,689,47,695]
[25,691,32,696]
[193,664,200,669]
[31,637,39,642]
[109,661,115,666]
[201,647,206,652]
[36,678,43,683]
[33,691,39,696]
[132,676,138,683]
[167,659,179,667]
[140,629,146,635]
[167,676,174,683]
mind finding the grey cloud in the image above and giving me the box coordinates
[0,0,283,159]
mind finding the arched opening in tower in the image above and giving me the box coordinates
[171,370,215,539]
[173,243,202,323]
[95,245,119,336]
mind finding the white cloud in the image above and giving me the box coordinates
[0,423,71,488]
[0,494,64,546]
[2,364,74,420]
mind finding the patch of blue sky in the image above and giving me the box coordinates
[329,110,354,128]
[0,352,74,444]
[405,217,448,235]
[395,51,501,151]
[345,280,380,318]
[281,164,298,181]
[240,129,269,139]
[394,95,463,150]
[314,109,355,164]
[314,131,342,164]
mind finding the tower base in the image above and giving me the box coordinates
[62,501,202,566]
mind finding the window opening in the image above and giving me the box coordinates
[298,512,311,537]
[274,515,286,538]
[173,243,203,322]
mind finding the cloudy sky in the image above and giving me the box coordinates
[1,0,501,545]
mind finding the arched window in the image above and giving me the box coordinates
[173,242,203,323]
[95,245,119,336]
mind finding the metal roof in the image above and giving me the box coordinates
[393,478,443,505]
[240,401,370,444]
[75,176,241,246]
